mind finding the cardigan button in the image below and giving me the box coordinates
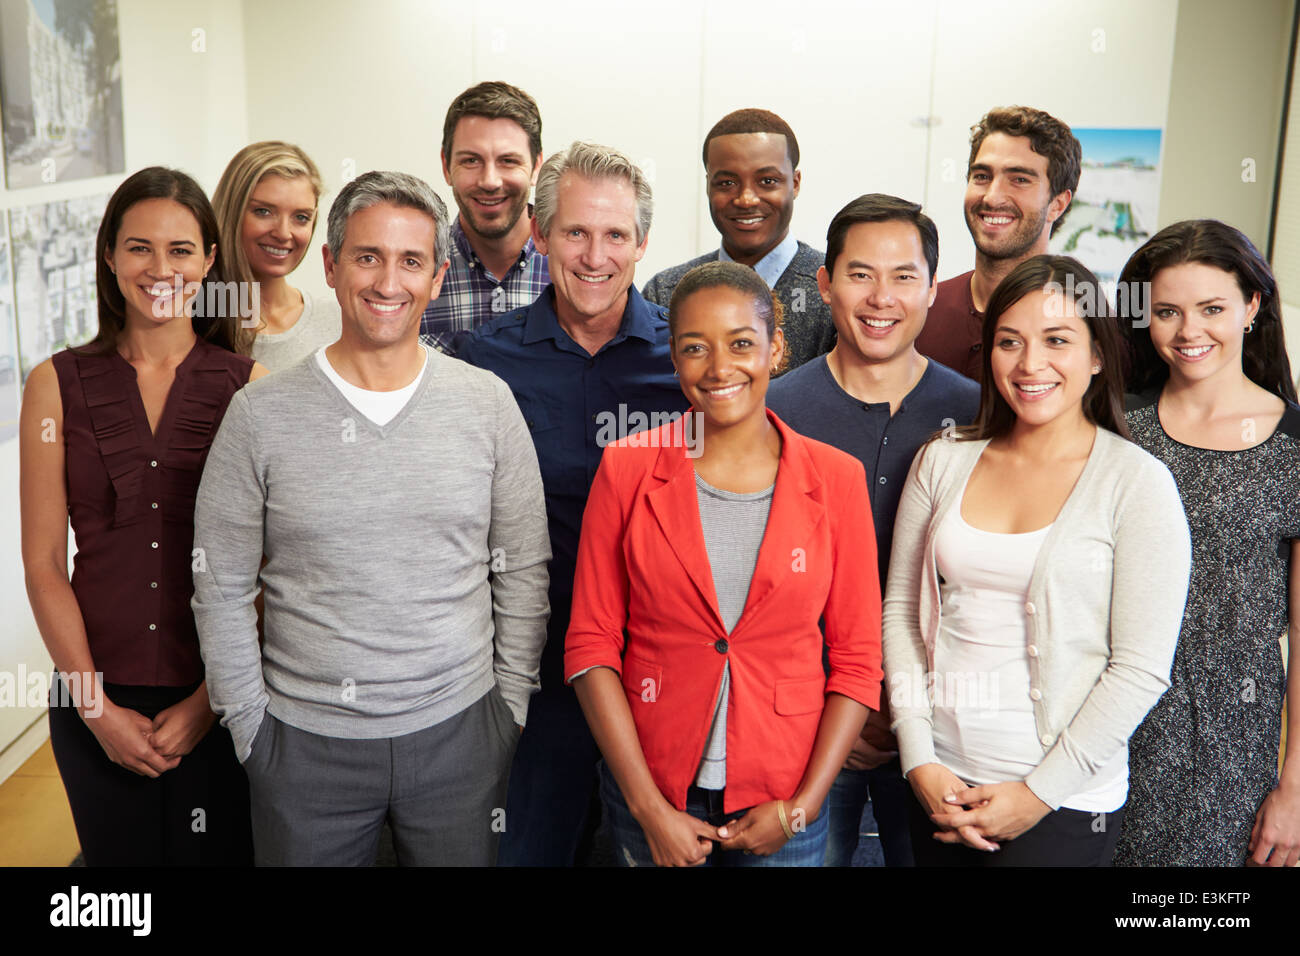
[1027,644,1039,657]
[1024,601,1037,615]
[1040,733,1054,746]
[714,639,729,654]
[1029,688,1042,701]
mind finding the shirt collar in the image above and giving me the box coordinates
[719,233,799,289]
[522,284,659,350]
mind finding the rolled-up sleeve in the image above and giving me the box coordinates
[564,446,631,682]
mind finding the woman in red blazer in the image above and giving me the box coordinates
[565,261,883,867]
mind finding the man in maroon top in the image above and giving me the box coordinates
[915,106,1081,381]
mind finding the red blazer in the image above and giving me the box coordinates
[565,409,882,813]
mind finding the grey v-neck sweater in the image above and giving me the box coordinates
[192,350,551,761]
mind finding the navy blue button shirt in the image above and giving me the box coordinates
[455,284,687,645]
[767,355,980,588]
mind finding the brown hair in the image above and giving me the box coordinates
[968,106,1081,237]
[83,166,238,355]
[441,81,542,165]
[958,254,1129,441]
[1118,219,1296,403]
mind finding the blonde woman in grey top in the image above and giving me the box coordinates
[212,141,341,370]
[882,256,1191,866]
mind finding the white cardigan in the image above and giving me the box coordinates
[881,427,1192,810]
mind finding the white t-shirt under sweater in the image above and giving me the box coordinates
[251,288,343,372]
[314,344,428,427]
[932,502,1128,813]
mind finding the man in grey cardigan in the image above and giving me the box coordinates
[192,171,550,866]
[641,108,836,371]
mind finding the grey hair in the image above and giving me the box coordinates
[533,141,653,244]
[326,170,450,267]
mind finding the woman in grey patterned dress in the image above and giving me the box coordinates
[1113,220,1300,866]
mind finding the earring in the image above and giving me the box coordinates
[1244,323,1255,334]
[1091,365,1101,374]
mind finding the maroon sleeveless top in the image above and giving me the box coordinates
[52,339,254,686]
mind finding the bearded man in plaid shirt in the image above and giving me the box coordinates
[421,81,550,354]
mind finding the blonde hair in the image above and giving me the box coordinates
[211,141,323,350]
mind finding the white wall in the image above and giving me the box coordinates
[0,0,248,766]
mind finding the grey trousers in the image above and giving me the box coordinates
[242,687,518,866]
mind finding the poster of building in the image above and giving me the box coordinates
[0,235,18,443]
[0,0,123,190]
[10,194,106,382]
[1049,127,1163,290]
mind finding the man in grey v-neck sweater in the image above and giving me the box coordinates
[192,170,550,866]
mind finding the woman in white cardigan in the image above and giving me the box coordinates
[882,255,1191,866]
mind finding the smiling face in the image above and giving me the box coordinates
[964,133,1068,261]
[990,288,1098,430]
[533,171,647,328]
[820,219,936,368]
[706,132,800,266]
[105,197,215,325]
[442,115,541,242]
[1147,261,1259,389]
[323,201,448,350]
[240,173,317,280]
[671,285,784,432]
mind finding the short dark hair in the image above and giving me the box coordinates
[1118,219,1296,403]
[441,81,542,165]
[968,106,1081,237]
[85,166,238,355]
[702,108,799,170]
[668,261,787,371]
[824,193,938,280]
[960,255,1129,441]
[327,170,450,267]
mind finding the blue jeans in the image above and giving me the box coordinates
[599,761,828,867]
[823,760,915,866]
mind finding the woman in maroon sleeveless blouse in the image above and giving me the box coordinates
[19,167,269,865]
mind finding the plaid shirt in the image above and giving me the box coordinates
[419,217,549,354]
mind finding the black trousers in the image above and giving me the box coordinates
[907,789,1123,867]
[47,678,253,866]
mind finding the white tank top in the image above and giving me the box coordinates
[931,502,1128,813]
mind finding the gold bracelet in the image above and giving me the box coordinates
[777,799,796,840]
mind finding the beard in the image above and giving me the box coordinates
[965,202,1050,261]
[455,189,530,242]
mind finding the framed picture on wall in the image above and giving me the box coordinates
[10,193,106,383]
[1049,127,1164,290]
[0,234,17,443]
[0,0,124,190]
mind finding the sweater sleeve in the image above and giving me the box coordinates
[487,378,552,726]
[822,457,883,709]
[881,441,942,775]
[191,389,269,762]
[564,446,632,681]
[1024,454,1192,809]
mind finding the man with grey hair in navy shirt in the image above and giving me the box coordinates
[456,141,687,866]
[767,194,979,867]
